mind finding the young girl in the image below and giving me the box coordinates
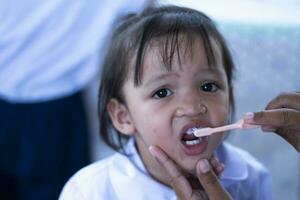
[59,6,271,200]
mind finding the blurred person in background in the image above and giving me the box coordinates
[0,0,150,199]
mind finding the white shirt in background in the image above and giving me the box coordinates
[0,0,148,103]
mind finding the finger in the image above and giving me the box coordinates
[266,91,300,110]
[196,159,232,200]
[275,128,300,152]
[261,125,277,132]
[149,146,193,199]
[195,190,210,200]
[210,157,224,177]
[244,109,300,128]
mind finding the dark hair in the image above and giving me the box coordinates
[98,5,235,153]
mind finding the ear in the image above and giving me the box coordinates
[107,98,136,135]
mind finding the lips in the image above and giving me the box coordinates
[180,123,210,156]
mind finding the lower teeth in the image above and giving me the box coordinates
[184,138,202,146]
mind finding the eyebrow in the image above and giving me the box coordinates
[142,66,224,87]
[143,73,179,87]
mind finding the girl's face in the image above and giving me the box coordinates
[109,37,231,184]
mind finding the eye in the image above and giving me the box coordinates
[152,88,173,99]
[201,82,219,92]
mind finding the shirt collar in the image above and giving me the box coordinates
[109,140,249,198]
[215,142,248,185]
[109,139,177,200]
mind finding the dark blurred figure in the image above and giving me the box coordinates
[0,170,18,200]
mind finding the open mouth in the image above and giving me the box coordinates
[181,128,203,146]
[180,127,208,155]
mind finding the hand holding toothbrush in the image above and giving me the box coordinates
[193,91,300,152]
[244,91,300,153]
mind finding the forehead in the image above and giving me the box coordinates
[140,34,224,77]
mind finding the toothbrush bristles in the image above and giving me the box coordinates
[191,127,198,132]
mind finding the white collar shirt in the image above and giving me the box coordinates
[59,140,272,200]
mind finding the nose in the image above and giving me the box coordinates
[175,96,207,117]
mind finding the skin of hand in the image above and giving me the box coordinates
[149,145,232,200]
[243,91,300,152]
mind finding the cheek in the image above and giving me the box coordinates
[200,133,224,165]
[209,107,229,127]
[208,133,224,152]
[133,111,171,142]
[149,123,171,143]
[137,117,176,156]
[209,95,230,125]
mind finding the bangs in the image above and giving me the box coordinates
[133,10,218,86]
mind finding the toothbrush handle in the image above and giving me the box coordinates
[211,123,241,133]
[194,119,260,137]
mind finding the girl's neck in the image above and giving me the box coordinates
[134,138,204,191]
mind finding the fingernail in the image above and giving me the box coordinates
[216,165,224,174]
[148,146,157,157]
[210,157,218,167]
[198,159,211,173]
[219,164,225,172]
[244,112,254,119]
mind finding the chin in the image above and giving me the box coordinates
[180,151,213,174]
[178,158,199,175]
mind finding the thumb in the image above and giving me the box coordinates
[196,159,232,200]
[244,110,298,127]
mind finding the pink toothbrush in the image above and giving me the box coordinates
[193,119,260,137]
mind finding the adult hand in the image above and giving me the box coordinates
[244,91,300,152]
[149,146,232,200]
